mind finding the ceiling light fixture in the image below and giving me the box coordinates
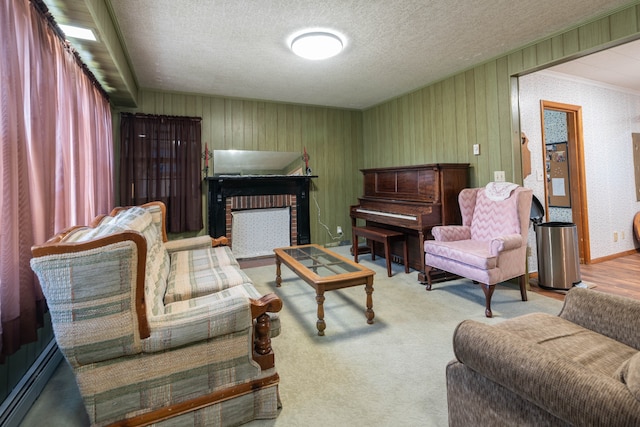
[291,32,343,60]
[58,24,96,41]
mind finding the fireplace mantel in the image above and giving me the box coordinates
[206,175,317,245]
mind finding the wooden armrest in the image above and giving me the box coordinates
[250,293,283,318]
[250,293,283,370]
[211,236,229,247]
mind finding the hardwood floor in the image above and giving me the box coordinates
[529,251,640,302]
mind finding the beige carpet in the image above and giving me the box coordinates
[246,245,564,426]
[21,245,564,427]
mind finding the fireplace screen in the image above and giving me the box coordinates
[231,207,291,258]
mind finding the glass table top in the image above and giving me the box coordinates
[279,245,363,277]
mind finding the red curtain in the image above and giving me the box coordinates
[0,0,114,357]
[120,113,203,233]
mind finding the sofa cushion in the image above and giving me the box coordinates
[58,210,169,317]
[164,247,251,304]
[61,215,118,243]
[496,312,637,377]
[142,203,166,242]
[111,207,171,317]
[61,215,115,243]
[78,207,170,317]
[189,245,240,268]
[615,352,640,402]
[144,283,256,352]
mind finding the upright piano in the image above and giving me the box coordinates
[350,163,469,282]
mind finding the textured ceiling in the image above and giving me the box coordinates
[44,0,639,109]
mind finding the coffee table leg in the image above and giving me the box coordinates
[365,278,375,324]
[275,257,282,287]
[316,292,326,336]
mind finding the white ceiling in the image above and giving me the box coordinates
[547,38,640,94]
[48,0,640,109]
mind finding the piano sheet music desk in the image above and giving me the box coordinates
[350,163,469,282]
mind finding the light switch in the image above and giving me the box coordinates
[536,169,544,181]
[472,144,480,155]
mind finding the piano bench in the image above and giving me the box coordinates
[352,226,409,277]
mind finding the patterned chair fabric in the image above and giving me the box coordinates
[423,185,533,317]
[30,201,282,426]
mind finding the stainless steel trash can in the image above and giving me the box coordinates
[535,222,581,290]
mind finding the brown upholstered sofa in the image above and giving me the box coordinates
[447,287,640,426]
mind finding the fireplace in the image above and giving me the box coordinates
[231,207,291,258]
[206,176,315,249]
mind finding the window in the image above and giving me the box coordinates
[120,113,203,232]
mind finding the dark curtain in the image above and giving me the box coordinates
[120,113,203,233]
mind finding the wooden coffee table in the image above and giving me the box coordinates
[274,244,376,336]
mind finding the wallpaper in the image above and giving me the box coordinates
[519,70,640,270]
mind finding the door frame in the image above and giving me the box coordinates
[540,100,590,264]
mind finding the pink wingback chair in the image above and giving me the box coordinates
[423,185,533,317]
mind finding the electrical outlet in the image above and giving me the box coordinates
[494,171,506,182]
[473,144,480,155]
[337,226,343,235]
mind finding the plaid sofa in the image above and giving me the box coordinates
[446,288,640,426]
[31,202,282,426]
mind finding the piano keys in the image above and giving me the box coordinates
[350,163,470,281]
[352,208,417,221]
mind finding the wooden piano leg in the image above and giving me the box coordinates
[417,230,428,283]
[383,236,393,277]
[402,237,409,274]
[353,229,359,263]
[350,217,357,256]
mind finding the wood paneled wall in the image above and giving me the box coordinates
[362,4,640,187]
[115,93,363,245]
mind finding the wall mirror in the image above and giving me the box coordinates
[213,149,303,176]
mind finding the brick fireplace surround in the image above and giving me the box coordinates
[225,195,297,247]
[206,175,315,252]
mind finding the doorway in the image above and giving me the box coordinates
[540,100,590,264]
